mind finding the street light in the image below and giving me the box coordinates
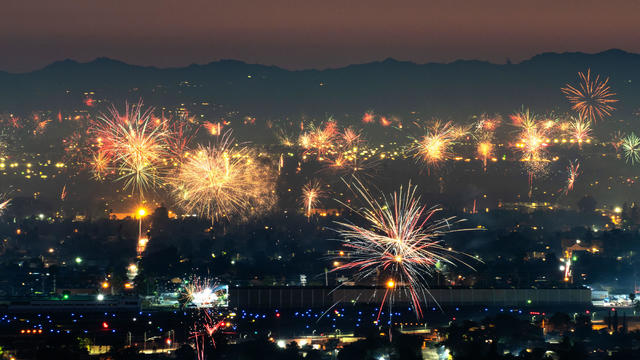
[136,207,147,256]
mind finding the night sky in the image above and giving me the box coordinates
[2,0,639,72]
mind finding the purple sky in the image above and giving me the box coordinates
[2,0,639,72]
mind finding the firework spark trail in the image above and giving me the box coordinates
[565,160,581,195]
[170,131,276,223]
[622,133,640,165]
[60,185,67,202]
[0,194,11,216]
[332,178,476,319]
[301,180,325,219]
[562,69,618,123]
[91,103,170,197]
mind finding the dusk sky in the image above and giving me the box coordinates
[2,0,640,72]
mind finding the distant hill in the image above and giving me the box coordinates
[1,49,640,129]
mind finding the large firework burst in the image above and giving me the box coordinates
[332,179,475,318]
[91,103,170,197]
[622,132,640,165]
[170,132,276,223]
[562,69,618,123]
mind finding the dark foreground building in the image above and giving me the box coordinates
[230,286,591,309]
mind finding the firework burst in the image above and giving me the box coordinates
[170,132,276,223]
[341,127,364,148]
[91,103,170,197]
[476,140,494,171]
[513,110,551,198]
[611,130,625,152]
[298,119,339,156]
[568,116,592,146]
[275,129,296,147]
[182,277,227,308]
[562,69,618,123]
[89,149,111,181]
[475,114,501,133]
[510,109,537,132]
[362,111,375,124]
[301,180,325,219]
[411,121,455,169]
[622,132,640,165]
[332,179,475,319]
[182,277,229,360]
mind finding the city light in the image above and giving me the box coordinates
[0,5,638,358]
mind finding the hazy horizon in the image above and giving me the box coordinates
[3,1,640,72]
[1,47,637,74]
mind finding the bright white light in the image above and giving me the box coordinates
[276,340,286,348]
[559,265,565,271]
[191,288,218,307]
[97,294,104,301]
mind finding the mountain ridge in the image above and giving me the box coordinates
[1,49,639,127]
[7,48,639,75]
